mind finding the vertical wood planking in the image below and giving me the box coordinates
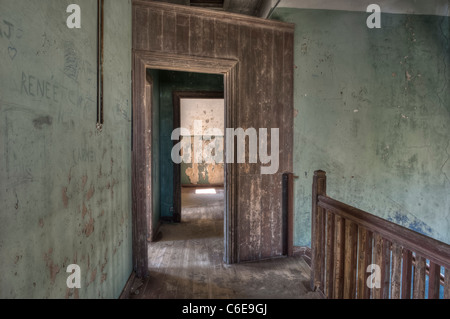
[162,11,176,52]
[272,29,284,257]
[236,175,250,261]
[260,26,275,258]
[135,7,150,51]
[286,173,294,257]
[226,24,239,58]
[343,220,358,299]
[282,31,294,173]
[189,15,203,55]
[428,262,441,299]
[401,249,413,299]
[390,243,402,299]
[334,215,345,298]
[144,74,153,240]
[148,9,162,51]
[202,18,215,56]
[214,20,228,58]
[133,2,295,264]
[357,227,372,299]
[224,66,238,264]
[132,57,150,277]
[444,268,450,299]
[176,13,190,54]
[413,256,426,299]
[325,211,335,298]
[260,174,274,258]
[235,23,252,262]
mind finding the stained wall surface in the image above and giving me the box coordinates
[272,8,450,247]
[180,98,225,186]
[0,0,133,298]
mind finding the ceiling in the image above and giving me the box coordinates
[149,0,450,17]
[151,0,274,17]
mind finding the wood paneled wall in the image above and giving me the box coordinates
[132,0,294,265]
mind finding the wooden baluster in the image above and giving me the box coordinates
[334,215,345,299]
[372,234,383,299]
[373,234,391,299]
[343,220,358,299]
[428,262,441,299]
[413,256,426,299]
[391,243,402,299]
[325,211,335,298]
[401,249,413,299]
[380,238,391,299]
[444,268,450,299]
[311,171,326,292]
[357,227,372,299]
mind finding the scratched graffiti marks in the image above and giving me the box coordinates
[63,41,80,81]
[0,18,24,61]
[3,109,49,187]
[63,41,96,90]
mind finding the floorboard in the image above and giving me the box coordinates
[130,187,321,299]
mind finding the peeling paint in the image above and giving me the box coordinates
[43,249,60,285]
[186,164,200,185]
[86,186,95,201]
[83,217,95,237]
[62,187,69,208]
[206,164,224,185]
[90,267,97,284]
[82,203,88,219]
[81,176,88,189]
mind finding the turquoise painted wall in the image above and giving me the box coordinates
[272,9,450,247]
[158,71,223,218]
[0,0,133,298]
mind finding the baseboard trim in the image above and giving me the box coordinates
[292,246,311,267]
[119,271,136,299]
[181,184,225,188]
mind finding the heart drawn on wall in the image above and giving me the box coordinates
[8,47,17,60]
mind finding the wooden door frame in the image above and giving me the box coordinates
[172,91,225,223]
[132,50,238,277]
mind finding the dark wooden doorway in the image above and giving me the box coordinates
[132,1,294,279]
[132,51,237,277]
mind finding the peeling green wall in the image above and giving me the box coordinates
[272,9,450,247]
[0,0,133,298]
[158,71,223,218]
[180,136,225,186]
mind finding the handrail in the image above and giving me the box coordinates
[310,170,450,299]
[318,195,450,269]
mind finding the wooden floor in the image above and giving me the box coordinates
[131,222,321,299]
[130,187,321,299]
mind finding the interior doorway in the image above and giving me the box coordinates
[173,91,225,223]
[132,48,239,278]
[144,68,228,268]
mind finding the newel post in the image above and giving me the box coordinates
[311,170,327,292]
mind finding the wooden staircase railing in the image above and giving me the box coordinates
[311,170,450,299]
